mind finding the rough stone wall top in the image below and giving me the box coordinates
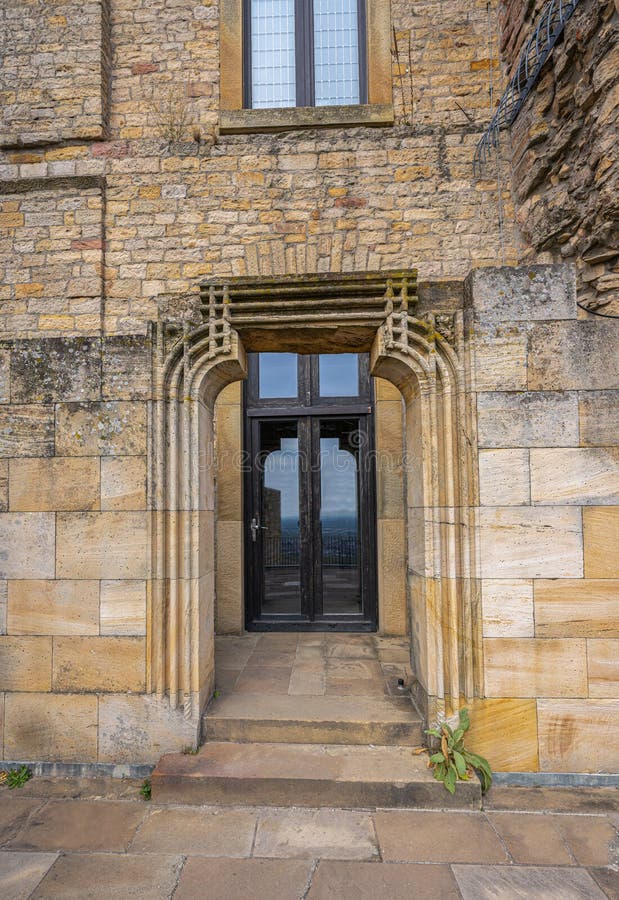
[499,0,547,73]
[503,0,619,315]
[0,0,110,146]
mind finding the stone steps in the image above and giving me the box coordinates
[202,693,424,746]
[151,741,482,809]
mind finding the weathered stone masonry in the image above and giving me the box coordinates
[500,0,619,315]
[0,0,617,770]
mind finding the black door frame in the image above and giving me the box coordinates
[243,353,378,632]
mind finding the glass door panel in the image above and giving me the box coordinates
[318,418,362,616]
[245,352,376,630]
[259,420,302,616]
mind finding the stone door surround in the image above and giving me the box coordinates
[151,270,481,729]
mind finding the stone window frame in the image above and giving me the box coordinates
[219,0,394,134]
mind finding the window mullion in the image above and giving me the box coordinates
[295,0,315,107]
[357,0,368,105]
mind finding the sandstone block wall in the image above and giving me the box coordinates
[499,0,619,315]
[0,335,157,762]
[0,0,111,146]
[0,0,616,769]
[466,265,619,773]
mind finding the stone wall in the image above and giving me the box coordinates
[0,0,617,769]
[0,334,196,761]
[499,0,619,315]
[0,182,104,336]
[466,265,619,772]
[0,0,111,146]
[0,0,519,337]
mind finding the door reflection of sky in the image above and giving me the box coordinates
[264,438,357,519]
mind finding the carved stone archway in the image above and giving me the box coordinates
[149,271,481,734]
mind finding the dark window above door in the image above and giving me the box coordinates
[247,352,371,411]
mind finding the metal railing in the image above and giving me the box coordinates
[263,534,359,568]
[474,0,583,174]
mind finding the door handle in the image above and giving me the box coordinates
[250,516,268,542]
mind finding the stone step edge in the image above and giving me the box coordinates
[151,742,481,810]
[201,717,424,746]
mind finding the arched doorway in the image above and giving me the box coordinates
[149,271,481,737]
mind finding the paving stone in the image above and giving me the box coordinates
[552,815,619,867]
[307,860,461,899]
[31,852,183,899]
[0,850,58,900]
[588,866,619,900]
[374,811,508,863]
[452,864,607,899]
[247,650,297,668]
[487,812,574,865]
[234,666,292,694]
[8,800,147,852]
[174,858,312,900]
[253,808,378,860]
[130,806,257,857]
[0,798,44,845]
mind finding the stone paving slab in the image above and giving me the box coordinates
[452,864,608,899]
[551,814,619,867]
[374,810,509,863]
[589,866,619,900]
[253,808,378,860]
[30,852,183,899]
[307,860,461,899]
[174,858,313,900]
[487,811,575,865]
[129,806,257,857]
[6,800,147,853]
[0,799,44,845]
[0,850,57,900]
[0,787,617,898]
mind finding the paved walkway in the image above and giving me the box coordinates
[0,779,617,898]
[214,632,414,699]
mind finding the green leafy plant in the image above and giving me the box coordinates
[182,746,199,755]
[424,708,492,795]
[4,765,32,789]
[140,778,152,801]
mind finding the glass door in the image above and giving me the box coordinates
[244,353,377,631]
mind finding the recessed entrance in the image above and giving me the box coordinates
[244,352,377,631]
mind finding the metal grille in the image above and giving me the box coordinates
[474,0,582,173]
[313,0,360,105]
[263,534,358,567]
[250,0,296,109]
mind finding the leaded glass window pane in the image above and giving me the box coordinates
[313,0,360,106]
[251,0,296,109]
